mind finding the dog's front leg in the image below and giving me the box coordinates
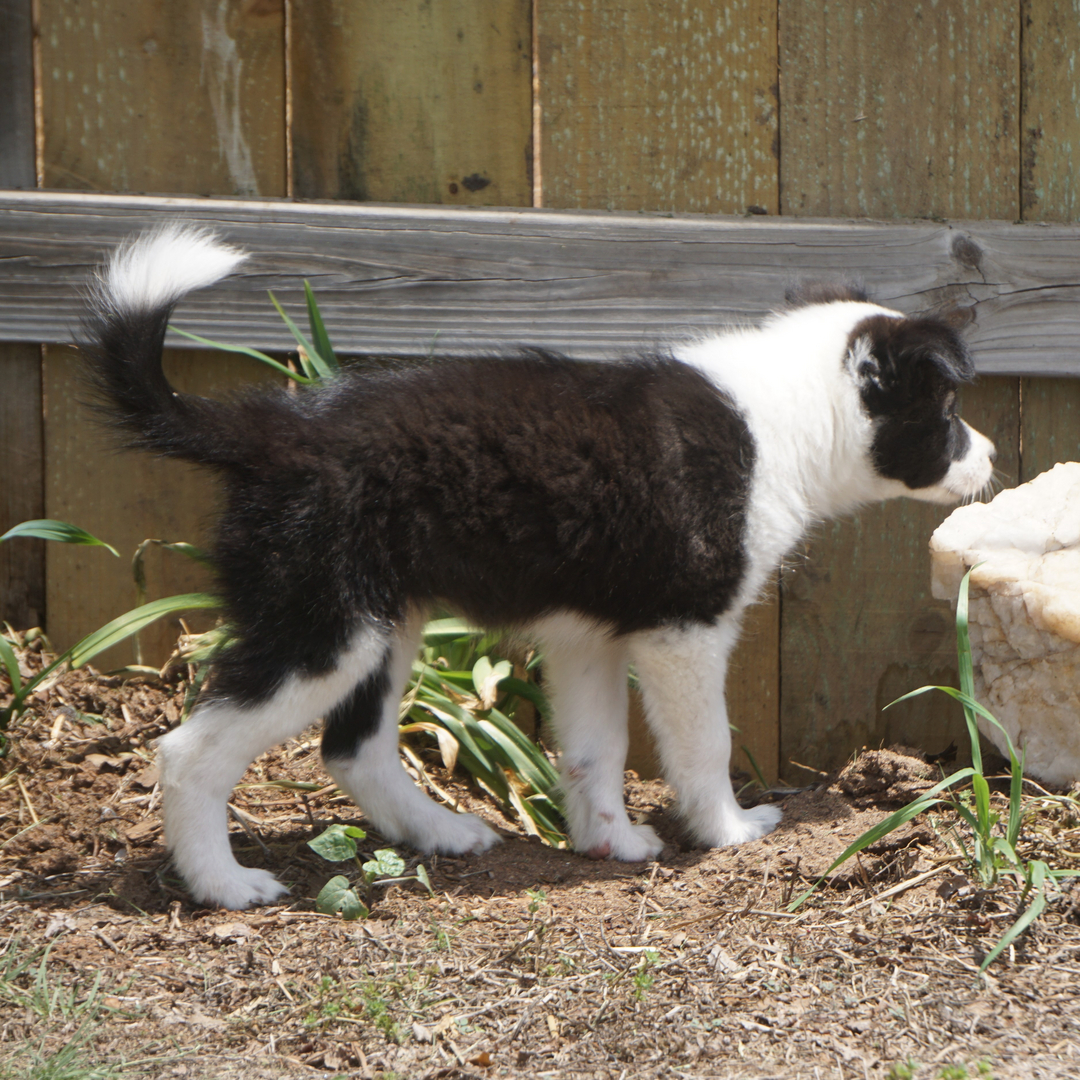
[539,620,664,862]
[629,617,783,848]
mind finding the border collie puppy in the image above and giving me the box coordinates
[82,226,995,909]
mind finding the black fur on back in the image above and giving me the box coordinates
[81,300,757,706]
[785,281,870,308]
[850,314,977,490]
[210,352,755,703]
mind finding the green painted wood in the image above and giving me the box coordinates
[37,0,287,662]
[779,0,1019,220]
[0,344,45,631]
[778,0,1022,774]
[290,0,532,206]
[1019,0,1080,483]
[0,0,35,189]
[539,0,781,780]
[43,347,283,668]
[539,0,779,215]
[1021,0,1080,222]
[1020,380,1080,481]
[780,380,1019,774]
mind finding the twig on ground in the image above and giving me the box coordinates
[228,803,272,857]
[15,775,38,824]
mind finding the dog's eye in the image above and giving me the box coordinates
[942,391,957,418]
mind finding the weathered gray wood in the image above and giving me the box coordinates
[0,0,36,189]
[0,344,44,630]
[3,190,1080,376]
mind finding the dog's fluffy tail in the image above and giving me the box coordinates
[83,224,251,469]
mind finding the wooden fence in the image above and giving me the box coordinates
[2,0,1079,783]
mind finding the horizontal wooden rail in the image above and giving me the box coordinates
[2,189,1080,375]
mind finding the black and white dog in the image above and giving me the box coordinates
[83,226,995,909]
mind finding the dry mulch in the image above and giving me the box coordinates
[2,639,1080,1080]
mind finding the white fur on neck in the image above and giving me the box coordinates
[678,301,903,601]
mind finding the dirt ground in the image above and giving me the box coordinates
[2,642,1080,1080]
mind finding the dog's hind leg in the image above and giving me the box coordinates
[629,617,783,848]
[321,611,500,856]
[156,625,392,909]
[537,616,664,862]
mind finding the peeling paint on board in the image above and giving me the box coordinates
[201,0,259,196]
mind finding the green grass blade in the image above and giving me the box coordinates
[304,281,340,376]
[1007,745,1025,848]
[155,541,213,567]
[787,767,976,911]
[496,674,551,718]
[992,836,1023,872]
[956,567,983,773]
[410,697,497,775]
[168,326,314,383]
[741,745,769,790]
[949,800,981,835]
[422,617,484,643]
[478,713,560,794]
[0,633,23,696]
[268,291,336,381]
[894,683,1019,764]
[68,592,220,668]
[0,519,119,557]
[980,861,1047,970]
[972,772,992,839]
[787,796,944,910]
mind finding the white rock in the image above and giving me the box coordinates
[929,461,1080,786]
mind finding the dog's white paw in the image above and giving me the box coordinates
[608,823,665,862]
[575,821,664,863]
[189,864,291,910]
[410,809,501,856]
[692,802,783,848]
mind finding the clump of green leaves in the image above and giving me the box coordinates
[171,279,341,383]
[0,521,216,737]
[789,568,1080,970]
[886,1061,917,1080]
[308,823,432,920]
[632,950,659,1001]
[402,618,565,845]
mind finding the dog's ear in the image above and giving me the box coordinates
[849,315,974,398]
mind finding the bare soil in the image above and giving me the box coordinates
[2,641,1080,1080]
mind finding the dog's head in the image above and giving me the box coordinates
[846,312,994,504]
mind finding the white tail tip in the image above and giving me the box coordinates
[99,223,248,314]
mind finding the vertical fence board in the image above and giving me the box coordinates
[1021,0,1080,223]
[0,0,36,189]
[290,0,533,206]
[38,0,286,664]
[780,0,1019,220]
[1020,381,1080,481]
[0,3,42,628]
[780,381,1019,774]
[0,345,45,630]
[539,0,781,780]
[539,0,779,215]
[1020,1,1080,481]
[43,349,283,668]
[778,1,1021,774]
[39,0,285,195]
